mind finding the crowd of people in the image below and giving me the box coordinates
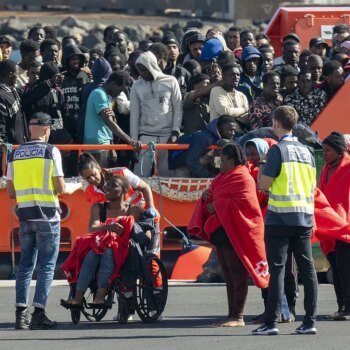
[0,22,349,178]
[2,19,350,333]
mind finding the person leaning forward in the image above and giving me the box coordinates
[253,105,318,336]
[6,112,69,330]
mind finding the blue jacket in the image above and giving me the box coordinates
[186,119,222,178]
[238,46,264,104]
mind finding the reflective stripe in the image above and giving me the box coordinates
[15,188,56,196]
[268,204,314,215]
[43,158,52,190]
[17,201,58,209]
[269,193,314,203]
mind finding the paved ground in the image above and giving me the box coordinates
[0,282,348,350]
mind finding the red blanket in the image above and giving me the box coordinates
[188,165,269,289]
[316,154,350,255]
[61,216,134,284]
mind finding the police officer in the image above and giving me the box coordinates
[6,112,66,330]
[252,105,318,336]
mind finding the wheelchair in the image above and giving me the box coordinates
[65,249,168,325]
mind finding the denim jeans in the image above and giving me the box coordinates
[16,220,60,309]
[264,225,318,327]
[76,248,115,292]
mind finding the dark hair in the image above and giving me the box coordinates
[28,25,44,38]
[40,38,59,53]
[77,152,102,175]
[221,143,246,165]
[256,33,270,42]
[103,25,120,39]
[217,114,235,129]
[283,39,299,48]
[228,26,242,32]
[333,24,350,35]
[217,50,236,68]
[323,60,343,77]
[78,45,89,54]
[183,59,201,75]
[28,61,42,70]
[272,105,299,130]
[105,174,129,196]
[259,45,274,54]
[307,54,323,65]
[20,39,39,54]
[206,27,220,36]
[148,34,162,43]
[138,39,153,52]
[90,48,104,57]
[0,60,17,78]
[300,49,312,57]
[43,26,57,39]
[222,63,241,74]
[149,43,169,61]
[240,29,254,40]
[107,50,126,66]
[262,70,280,84]
[107,71,128,86]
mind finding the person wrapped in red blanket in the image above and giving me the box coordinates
[188,144,269,327]
[317,131,350,320]
[60,215,134,308]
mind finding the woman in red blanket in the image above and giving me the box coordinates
[61,175,134,308]
[319,131,350,320]
[188,144,268,327]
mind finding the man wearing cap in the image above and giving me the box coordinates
[274,35,301,70]
[183,33,205,64]
[6,112,67,330]
[309,37,329,58]
[0,36,12,60]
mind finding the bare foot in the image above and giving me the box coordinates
[212,318,232,327]
[221,320,245,327]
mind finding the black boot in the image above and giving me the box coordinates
[15,308,31,330]
[29,310,57,330]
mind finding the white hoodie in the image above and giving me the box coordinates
[130,51,182,139]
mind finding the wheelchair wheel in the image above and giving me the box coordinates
[81,286,114,322]
[134,254,168,323]
[68,285,81,324]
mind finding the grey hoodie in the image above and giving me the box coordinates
[130,51,182,139]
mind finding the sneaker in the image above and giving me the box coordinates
[29,311,57,330]
[252,324,279,335]
[333,310,350,321]
[295,323,317,334]
[15,309,31,330]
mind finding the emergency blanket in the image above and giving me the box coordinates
[188,165,269,288]
[61,216,134,284]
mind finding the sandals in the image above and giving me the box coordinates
[60,299,84,310]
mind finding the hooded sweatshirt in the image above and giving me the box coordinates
[130,51,182,139]
[76,57,112,143]
[238,46,264,104]
[61,44,90,139]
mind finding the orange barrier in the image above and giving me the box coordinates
[265,7,350,56]
[311,79,350,139]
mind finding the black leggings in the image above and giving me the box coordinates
[336,240,350,311]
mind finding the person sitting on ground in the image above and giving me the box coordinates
[249,71,283,129]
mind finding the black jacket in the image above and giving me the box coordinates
[0,83,27,144]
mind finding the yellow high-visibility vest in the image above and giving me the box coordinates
[268,140,316,215]
[8,141,60,221]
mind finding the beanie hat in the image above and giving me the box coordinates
[323,131,346,154]
[162,35,179,48]
[199,38,224,63]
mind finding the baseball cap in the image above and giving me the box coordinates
[0,36,12,46]
[245,53,261,60]
[29,112,53,127]
[189,33,205,45]
[309,36,329,48]
[283,33,300,43]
